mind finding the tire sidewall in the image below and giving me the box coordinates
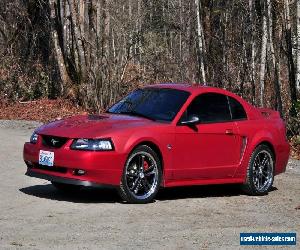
[246,144,275,195]
[119,145,162,203]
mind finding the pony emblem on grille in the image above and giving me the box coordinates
[51,138,59,146]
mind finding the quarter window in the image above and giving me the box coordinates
[183,93,231,123]
[228,96,247,120]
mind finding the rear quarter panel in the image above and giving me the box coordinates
[234,115,290,179]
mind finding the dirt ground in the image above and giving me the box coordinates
[0,120,299,250]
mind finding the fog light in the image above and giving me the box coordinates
[25,161,33,168]
[73,169,86,176]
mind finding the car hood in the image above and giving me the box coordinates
[36,114,158,138]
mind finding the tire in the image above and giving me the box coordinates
[51,181,82,193]
[119,145,162,203]
[242,144,274,195]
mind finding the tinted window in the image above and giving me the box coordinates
[183,93,231,123]
[228,96,247,120]
[108,88,190,122]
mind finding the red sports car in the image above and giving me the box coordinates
[24,84,290,203]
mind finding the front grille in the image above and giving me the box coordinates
[31,164,68,173]
[42,135,68,148]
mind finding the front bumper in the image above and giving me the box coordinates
[23,139,126,186]
[25,169,110,187]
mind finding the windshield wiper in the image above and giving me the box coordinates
[118,110,156,121]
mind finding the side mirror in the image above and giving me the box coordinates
[180,115,200,126]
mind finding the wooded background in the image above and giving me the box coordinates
[0,0,299,136]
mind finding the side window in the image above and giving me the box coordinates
[184,93,231,123]
[228,96,247,120]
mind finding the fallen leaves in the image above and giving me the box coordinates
[0,98,85,123]
[290,136,300,160]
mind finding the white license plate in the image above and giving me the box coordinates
[39,150,54,167]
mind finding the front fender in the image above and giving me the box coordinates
[122,129,174,185]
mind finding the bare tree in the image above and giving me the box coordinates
[195,0,206,83]
[297,0,300,91]
[49,0,70,93]
[284,0,298,106]
[267,0,282,115]
[249,0,256,104]
[259,0,268,107]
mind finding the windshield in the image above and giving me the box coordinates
[107,88,190,122]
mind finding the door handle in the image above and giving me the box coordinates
[225,129,234,135]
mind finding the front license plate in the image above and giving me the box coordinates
[39,150,54,167]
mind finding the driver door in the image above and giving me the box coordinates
[172,93,241,180]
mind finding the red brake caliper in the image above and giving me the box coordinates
[143,160,149,171]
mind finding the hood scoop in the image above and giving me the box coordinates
[87,114,108,120]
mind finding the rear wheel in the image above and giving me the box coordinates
[242,144,274,195]
[119,145,162,203]
[51,181,82,193]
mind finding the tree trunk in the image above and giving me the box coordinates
[101,0,111,106]
[284,0,298,106]
[96,0,101,39]
[267,0,283,116]
[128,0,133,58]
[195,0,206,83]
[68,0,86,81]
[259,0,268,107]
[178,0,183,80]
[49,0,70,94]
[249,0,256,104]
[79,0,85,35]
[297,0,300,91]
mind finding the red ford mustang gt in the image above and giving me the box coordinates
[24,84,290,203]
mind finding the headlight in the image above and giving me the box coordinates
[30,132,38,144]
[71,138,114,151]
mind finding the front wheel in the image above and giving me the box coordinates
[242,144,274,195]
[119,145,162,203]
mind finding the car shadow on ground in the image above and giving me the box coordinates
[20,184,120,203]
[20,184,278,204]
[157,185,277,201]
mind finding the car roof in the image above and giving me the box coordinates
[146,83,256,119]
[146,83,236,96]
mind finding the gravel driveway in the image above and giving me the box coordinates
[0,120,299,249]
